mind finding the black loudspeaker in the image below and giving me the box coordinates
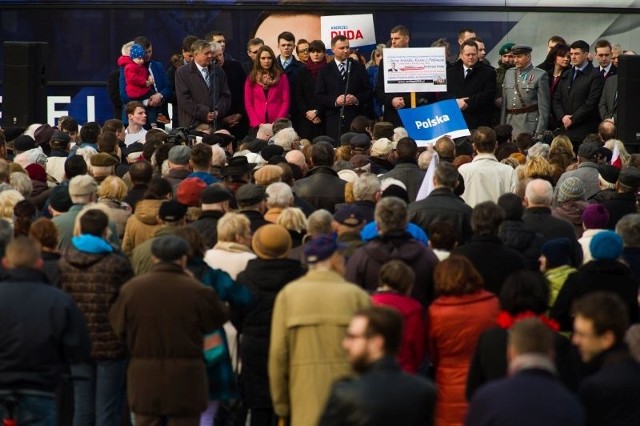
[618,55,640,152]
[3,41,48,127]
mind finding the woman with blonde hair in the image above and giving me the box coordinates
[548,135,575,184]
[277,207,307,248]
[604,139,631,169]
[204,212,256,279]
[0,189,25,226]
[516,156,553,183]
[97,175,132,239]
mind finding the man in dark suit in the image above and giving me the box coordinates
[572,292,640,426]
[315,35,373,141]
[445,39,497,131]
[599,75,617,121]
[375,25,435,127]
[212,41,248,140]
[466,318,584,426]
[594,39,618,79]
[318,306,436,426]
[276,31,305,127]
[175,39,231,130]
[552,40,605,151]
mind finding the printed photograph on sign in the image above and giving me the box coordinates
[383,47,448,94]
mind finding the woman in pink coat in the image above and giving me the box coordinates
[244,46,290,128]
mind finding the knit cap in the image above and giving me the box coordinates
[590,230,623,261]
[129,44,146,60]
[557,177,585,203]
[582,204,609,229]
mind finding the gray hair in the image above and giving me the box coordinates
[353,173,381,201]
[616,214,640,248]
[375,196,408,234]
[266,182,293,208]
[121,41,134,56]
[525,179,553,207]
[9,172,33,198]
[277,207,307,233]
[272,128,300,152]
[307,209,333,236]
[527,142,550,160]
[210,144,226,167]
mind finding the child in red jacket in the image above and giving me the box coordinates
[118,43,168,127]
[371,260,427,373]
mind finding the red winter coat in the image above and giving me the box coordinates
[428,290,499,426]
[118,55,151,99]
[371,291,426,374]
[244,74,290,127]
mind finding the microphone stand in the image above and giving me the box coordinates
[210,63,218,133]
[337,58,352,142]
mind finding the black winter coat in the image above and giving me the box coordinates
[550,260,640,331]
[293,166,346,213]
[318,356,436,426]
[408,188,473,244]
[236,258,306,409]
[452,235,526,295]
[499,220,545,271]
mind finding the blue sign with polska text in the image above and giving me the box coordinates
[397,99,470,146]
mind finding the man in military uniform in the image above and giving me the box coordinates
[501,45,550,138]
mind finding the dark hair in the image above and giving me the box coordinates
[379,260,415,295]
[471,127,497,153]
[434,255,484,296]
[494,124,513,145]
[182,35,199,52]
[273,118,293,134]
[173,226,207,259]
[548,35,566,45]
[143,177,173,200]
[515,133,533,151]
[471,201,504,236]
[133,35,151,49]
[356,306,404,356]
[390,25,409,37]
[64,155,88,179]
[13,200,36,237]
[573,292,629,343]
[79,122,101,144]
[460,39,479,52]
[434,161,459,189]
[349,115,374,134]
[249,45,282,84]
[570,40,590,53]
[278,31,295,43]
[331,34,348,46]
[458,28,475,38]
[309,39,326,53]
[395,137,418,161]
[29,217,59,249]
[594,39,612,51]
[497,193,524,221]
[128,160,153,184]
[428,221,458,251]
[102,119,124,134]
[509,318,554,355]
[311,142,334,167]
[125,101,145,117]
[152,143,175,173]
[97,131,118,154]
[190,143,212,169]
[500,271,550,315]
[79,209,109,237]
[59,117,78,133]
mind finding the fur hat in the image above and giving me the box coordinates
[252,224,292,259]
[68,174,97,196]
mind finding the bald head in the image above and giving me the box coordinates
[434,136,455,159]
[525,179,553,207]
[285,150,307,172]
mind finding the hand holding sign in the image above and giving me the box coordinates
[397,99,471,146]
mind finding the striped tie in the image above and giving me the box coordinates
[202,68,210,88]
[339,62,346,80]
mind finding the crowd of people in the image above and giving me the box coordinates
[1,22,640,426]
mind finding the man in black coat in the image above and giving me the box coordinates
[0,237,91,424]
[318,306,436,426]
[552,40,605,151]
[175,39,232,130]
[315,35,373,141]
[213,43,249,140]
[408,161,473,244]
[466,318,584,426]
[445,39,497,131]
[572,292,640,426]
[293,141,346,213]
[602,167,640,230]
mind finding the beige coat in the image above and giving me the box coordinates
[269,269,371,426]
[121,199,163,256]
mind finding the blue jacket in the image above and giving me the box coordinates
[119,60,172,121]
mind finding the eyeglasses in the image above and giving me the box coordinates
[297,48,309,54]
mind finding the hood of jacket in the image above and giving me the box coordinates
[500,220,538,251]
[117,54,133,67]
[362,232,426,264]
[133,199,163,225]
[63,235,114,269]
